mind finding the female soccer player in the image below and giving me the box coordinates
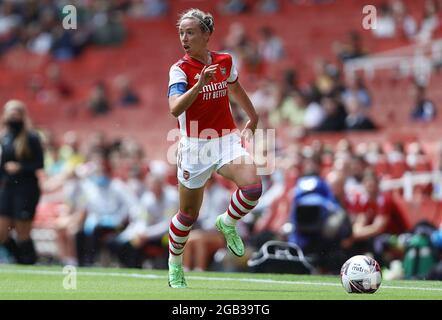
[167,9,262,288]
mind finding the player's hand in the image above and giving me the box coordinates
[5,161,21,175]
[197,64,218,87]
[240,118,258,144]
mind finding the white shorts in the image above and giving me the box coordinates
[177,132,249,189]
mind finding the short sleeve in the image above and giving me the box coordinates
[168,64,187,87]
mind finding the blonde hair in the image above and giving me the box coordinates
[177,8,214,34]
[3,99,32,160]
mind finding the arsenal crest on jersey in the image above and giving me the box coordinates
[220,67,226,76]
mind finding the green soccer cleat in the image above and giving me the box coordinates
[168,262,187,289]
[215,214,245,257]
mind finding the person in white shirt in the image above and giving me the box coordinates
[113,172,179,268]
[76,151,136,266]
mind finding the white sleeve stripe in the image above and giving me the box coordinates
[169,64,187,87]
[227,60,238,83]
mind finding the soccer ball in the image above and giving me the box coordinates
[340,255,382,293]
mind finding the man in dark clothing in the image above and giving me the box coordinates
[411,85,437,121]
[315,95,347,132]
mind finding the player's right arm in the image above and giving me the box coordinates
[168,64,218,117]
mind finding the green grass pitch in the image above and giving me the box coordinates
[0,264,441,300]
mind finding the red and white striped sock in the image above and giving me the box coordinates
[168,211,196,265]
[223,183,262,227]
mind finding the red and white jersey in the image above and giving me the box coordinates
[168,51,238,138]
[346,192,393,224]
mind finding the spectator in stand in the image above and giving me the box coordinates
[303,95,325,130]
[130,0,169,18]
[314,94,347,132]
[257,26,284,63]
[342,170,395,259]
[372,2,396,39]
[221,22,248,74]
[312,58,336,96]
[46,64,73,99]
[115,75,140,107]
[218,0,250,15]
[344,154,368,198]
[341,75,371,108]
[240,41,265,81]
[88,82,111,115]
[124,164,147,200]
[85,131,112,159]
[114,169,178,268]
[27,23,52,55]
[0,2,21,48]
[433,140,442,200]
[334,31,366,63]
[44,144,64,177]
[92,6,126,46]
[411,84,437,121]
[279,68,300,101]
[76,151,135,266]
[269,90,307,128]
[55,169,88,266]
[257,0,280,14]
[58,130,84,172]
[344,95,376,131]
[326,169,347,208]
[416,0,440,43]
[387,142,405,164]
[391,0,418,40]
[365,142,384,165]
[291,0,335,4]
[405,142,431,172]
[250,78,279,117]
[385,141,409,178]
[51,25,91,60]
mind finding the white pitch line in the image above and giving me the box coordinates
[1,268,442,292]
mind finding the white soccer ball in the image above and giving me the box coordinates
[340,255,382,294]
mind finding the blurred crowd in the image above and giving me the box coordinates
[0,0,171,59]
[372,0,442,43]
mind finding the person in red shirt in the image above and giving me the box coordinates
[342,169,393,255]
[167,9,262,288]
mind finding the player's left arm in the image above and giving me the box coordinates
[228,80,259,140]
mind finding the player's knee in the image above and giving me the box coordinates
[239,182,262,201]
